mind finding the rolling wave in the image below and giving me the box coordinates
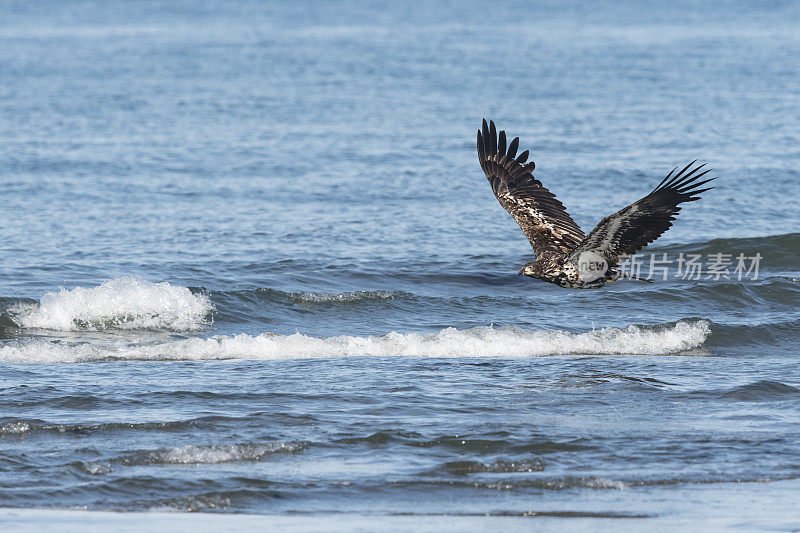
[652,232,800,270]
[5,277,213,332]
[241,276,800,310]
[109,442,306,467]
[74,442,304,476]
[708,318,800,347]
[0,320,709,363]
[256,288,404,303]
[0,231,796,338]
[692,380,800,401]
[438,458,546,475]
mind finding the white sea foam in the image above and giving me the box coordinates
[289,290,398,303]
[10,277,213,332]
[117,442,305,466]
[0,320,710,363]
[0,421,31,434]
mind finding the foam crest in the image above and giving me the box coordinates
[290,290,398,303]
[0,421,30,435]
[441,458,545,475]
[0,320,709,363]
[115,442,305,466]
[254,288,404,303]
[10,277,213,332]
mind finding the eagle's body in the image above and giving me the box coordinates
[521,251,618,289]
[477,120,714,289]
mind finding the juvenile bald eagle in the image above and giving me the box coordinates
[477,119,714,289]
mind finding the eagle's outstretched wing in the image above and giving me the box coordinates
[571,161,714,265]
[477,119,585,255]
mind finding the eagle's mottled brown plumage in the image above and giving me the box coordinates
[477,119,585,256]
[570,160,714,265]
[476,119,714,288]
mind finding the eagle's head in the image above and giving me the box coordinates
[518,261,545,278]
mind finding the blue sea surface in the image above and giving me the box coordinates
[1,1,800,530]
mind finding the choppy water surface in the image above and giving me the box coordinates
[1,1,800,529]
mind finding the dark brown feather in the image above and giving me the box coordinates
[572,161,714,264]
[476,120,586,255]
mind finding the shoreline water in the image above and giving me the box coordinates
[3,478,800,531]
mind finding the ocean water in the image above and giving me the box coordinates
[1,0,800,530]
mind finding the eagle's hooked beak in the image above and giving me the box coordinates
[518,267,525,275]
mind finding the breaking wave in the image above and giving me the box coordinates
[112,442,305,466]
[0,319,709,363]
[256,288,403,303]
[8,277,213,332]
[439,458,546,475]
[73,442,305,476]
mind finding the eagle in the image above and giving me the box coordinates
[477,119,714,289]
